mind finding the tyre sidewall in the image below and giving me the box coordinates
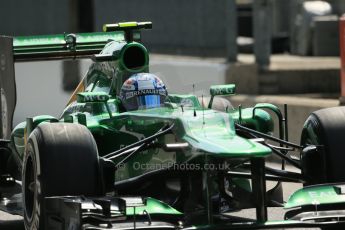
[23,136,43,230]
[301,107,345,184]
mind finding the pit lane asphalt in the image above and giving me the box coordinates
[0,214,23,230]
[0,163,319,230]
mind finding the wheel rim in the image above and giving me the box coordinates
[24,154,35,220]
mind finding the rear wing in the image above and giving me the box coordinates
[0,21,152,138]
[13,21,152,62]
[13,32,124,62]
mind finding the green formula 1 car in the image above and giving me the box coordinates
[1,21,345,230]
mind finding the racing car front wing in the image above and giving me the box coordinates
[43,194,345,230]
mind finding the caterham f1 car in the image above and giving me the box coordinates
[1,22,345,230]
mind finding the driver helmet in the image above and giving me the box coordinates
[120,73,168,111]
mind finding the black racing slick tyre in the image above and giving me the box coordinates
[22,123,102,230]
[301,106,345,185]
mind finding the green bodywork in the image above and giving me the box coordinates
[14,32,124,50]
[12,97,272,162]
[210,84,236,97]
[126,197,182,215]
[10,22,274,198]
[12,96,273,182]
[285,184,345,209]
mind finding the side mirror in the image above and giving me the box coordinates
[209,84,235,109]
[77,92,110,103]
[77,92,113,119]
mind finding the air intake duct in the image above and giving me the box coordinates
[119,42,149,73]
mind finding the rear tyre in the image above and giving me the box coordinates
[22,123,101,230]
[301,107,345,184]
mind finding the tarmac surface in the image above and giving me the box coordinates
[0,214,23,230]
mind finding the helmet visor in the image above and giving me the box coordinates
[138,95,162,110]
[123,94,165,111]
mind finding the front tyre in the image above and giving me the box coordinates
[301,106,345,185]
[22,123,102,230]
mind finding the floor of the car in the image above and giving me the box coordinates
[0,180,23,216]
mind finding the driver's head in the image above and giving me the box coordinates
[120,73,167,111]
